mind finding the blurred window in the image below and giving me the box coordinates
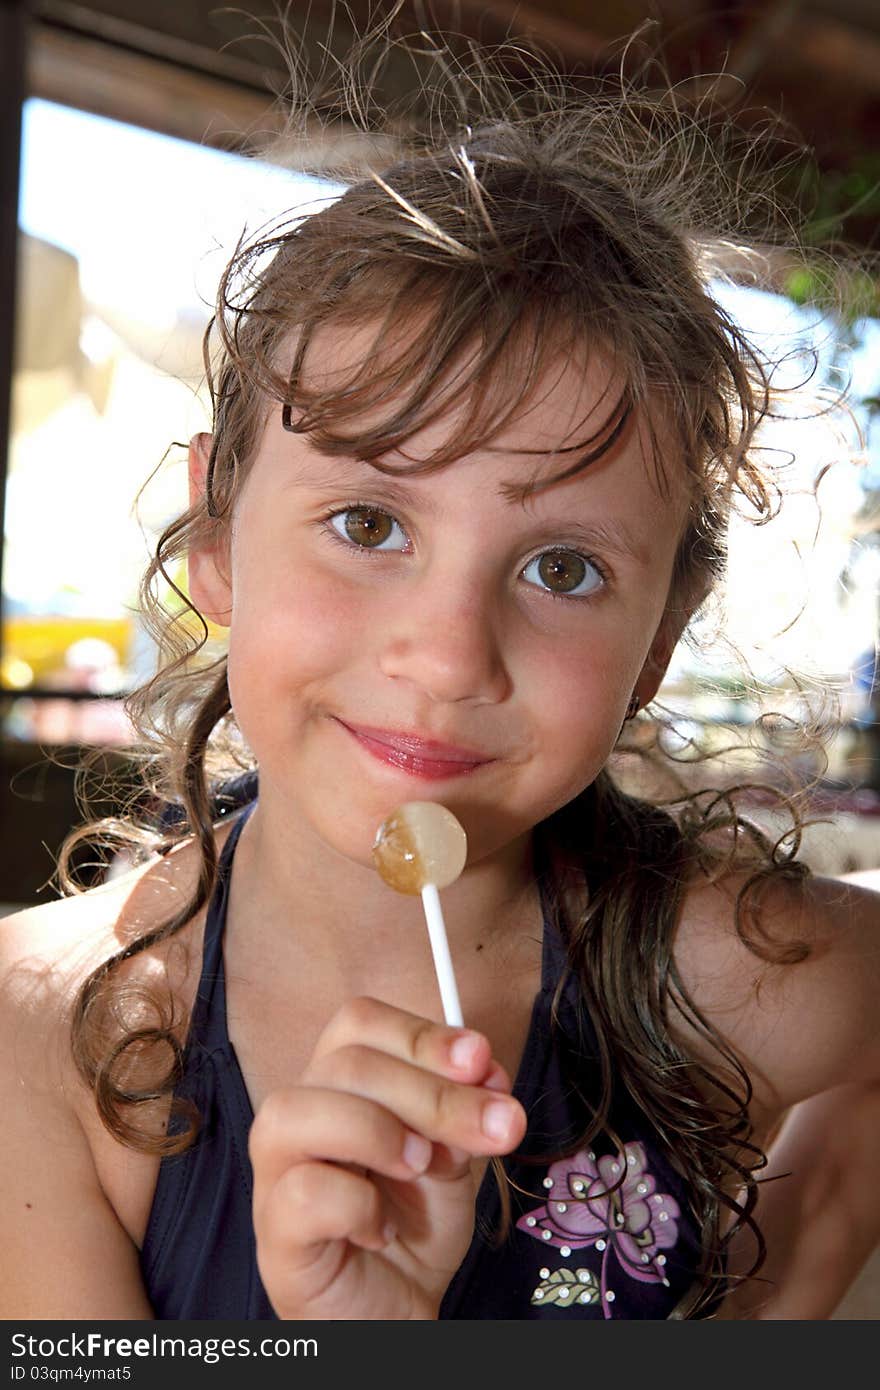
[2,98,341,742]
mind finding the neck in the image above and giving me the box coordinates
[223,788,542,1008]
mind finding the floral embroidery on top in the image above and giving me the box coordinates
[516,1140,680,1317]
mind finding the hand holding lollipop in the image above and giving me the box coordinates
[373,801,467,1026]
[250,801,528,1321]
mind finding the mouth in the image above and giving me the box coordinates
[335,719,495,781]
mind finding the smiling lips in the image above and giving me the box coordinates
[338,720,494,780]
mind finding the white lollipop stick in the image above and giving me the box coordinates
[420,882,464,1027]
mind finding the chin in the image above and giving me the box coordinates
[309,800,395,877]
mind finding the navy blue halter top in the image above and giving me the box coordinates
[140,803,706,1319]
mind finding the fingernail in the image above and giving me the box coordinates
[382,1221,397,1246]
[402,1131,433,1173]
[449,1032,482,1069]
[445,1144,472,1168]
[482,1099,518,1142]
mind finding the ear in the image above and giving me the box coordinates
[187,432,233,627]
[632,605,691,710]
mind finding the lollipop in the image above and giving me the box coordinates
[373,802,467,1026]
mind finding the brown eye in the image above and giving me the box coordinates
[330,506,404,549]
[524,549,603,598]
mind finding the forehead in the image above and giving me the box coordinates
[294,315,690,503]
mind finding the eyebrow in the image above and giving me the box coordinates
[303,453,652,567]
[530,514,652,566]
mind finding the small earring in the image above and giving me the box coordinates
[624,694,640,721]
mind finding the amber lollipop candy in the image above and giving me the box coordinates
[373,802,468,1026]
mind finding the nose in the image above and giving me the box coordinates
[377,568,512,706]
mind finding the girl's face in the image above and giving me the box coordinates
[190,327,692,876]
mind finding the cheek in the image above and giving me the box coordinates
[528,639,623,727]
[227,556,370,704]
[520,640,630,784]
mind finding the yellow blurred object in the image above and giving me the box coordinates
[3,614,132,687]
[1,656,35,689]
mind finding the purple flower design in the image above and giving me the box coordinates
[516,1141,680,1317]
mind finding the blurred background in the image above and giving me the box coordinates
[0,0,878,907]
[0,0,877,1321]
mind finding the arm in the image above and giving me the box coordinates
[0,902,154,1319]
[717,869,880,1319]
[717,1081,880,1318]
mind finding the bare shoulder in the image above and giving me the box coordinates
[0,837,205,1052]
[672,855,880,1118]
[0,825,223,1126]
[0,834,211,1317]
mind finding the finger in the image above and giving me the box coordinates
[483,1060,512,1092]
[255,1159,393,1266]
[310,996,496,1085]
[250,1086,433,1217]
[300,1044,526,1158]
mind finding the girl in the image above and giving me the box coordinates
[2,45,879,1322]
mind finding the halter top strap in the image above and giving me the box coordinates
[186,804,254,1055]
